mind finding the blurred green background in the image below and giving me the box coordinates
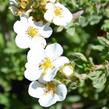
[1,0,109,109]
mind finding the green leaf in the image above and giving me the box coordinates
[33,105,43,109]
[102,20,109,31]
[0,94,9,106]
[98,37,109,47]
[79,16,88,27]
[89,15,102,25]
[66,27,75,36]
[66,96,81,103]
[90,45,104,51]
[88,71,107,92]
[55,26,64,32]
[72,52,87,62]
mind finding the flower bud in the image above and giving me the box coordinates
[61,64,74,78]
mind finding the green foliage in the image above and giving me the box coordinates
[1,0,109,109]
[88,70,107,92]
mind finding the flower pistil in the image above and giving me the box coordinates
[54,7,62,16]
[27,26,39,37]
[40,58,53,70]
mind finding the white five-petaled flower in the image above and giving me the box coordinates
[24,43,69,81]
[44,2,72,26]
[13,16,53,49]
[28,80,67,107]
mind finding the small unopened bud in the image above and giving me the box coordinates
[61,65,74,78]
[75,73,87,80]
[80,74,87,80]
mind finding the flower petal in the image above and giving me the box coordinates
[39,91,57,107]
[27,47,45,64]
[42,68,58,81]
[28,81,45,98]
[44,10,54,22]
[45,43,63,59]
[13,17,27,35]
[56,83,67,101]
[55,2,65,8]
[13,21,23,34]
[53,17,67,26]
[28,17,34,25]
[25,61,37,69]
[15,35,30,49]
[29,37,46,49]
[53,56,69,68]
[45,3,54,10]
[24,67,43,81]
[62,8,72,24]
[40,24,53,38]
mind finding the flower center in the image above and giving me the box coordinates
[18,0,30,9]
[46,82,56,93]
[54,7,62,16]
[27,26,39,37]
[40,58,53,70]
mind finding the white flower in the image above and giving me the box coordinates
[28,80,67,107]
[24,43,69,81]
[13,16,53,49]
[44,2,72,26]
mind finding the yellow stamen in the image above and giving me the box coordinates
[27,26,39,37]
[54,7,62,16]
[45,82,56,93]
[40,58,53,70]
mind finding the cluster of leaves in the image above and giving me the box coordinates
[1,0,109,109]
